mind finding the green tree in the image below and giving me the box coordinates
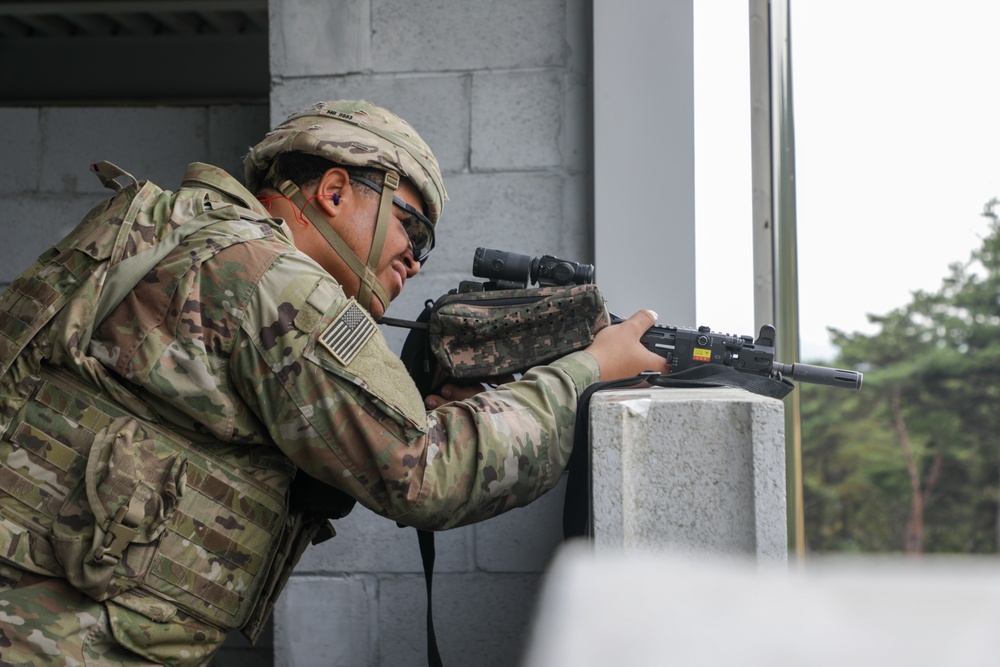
[802,209,1000,554]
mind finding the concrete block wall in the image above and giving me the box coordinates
[0,98,578,667]
[0,105,273,665]
[269,0,594,355]
[270,1,594,666]
[0,0,594,663]
[0,106,270,289]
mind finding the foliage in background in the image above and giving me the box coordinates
[801,204,1000,554]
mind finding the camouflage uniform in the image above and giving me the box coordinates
[0,113,599,664]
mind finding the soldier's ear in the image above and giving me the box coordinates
[314,168,350,217]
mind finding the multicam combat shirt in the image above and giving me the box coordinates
[89,163,600,529]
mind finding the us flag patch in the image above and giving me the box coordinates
[319,300,377,365]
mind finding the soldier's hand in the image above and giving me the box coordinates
[424,375,517,409]
[424,383,482,409]
[585,310,670,381]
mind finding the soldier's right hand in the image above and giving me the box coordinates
[584,310,670,381]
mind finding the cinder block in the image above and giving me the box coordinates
[471,71,565,171]
[207,105,271,182]
[0,195,98,282]
[372,0,567,72]
[590,387,787,561]
[265,82,317,128]
[560,172,593,262]
[474,474,568,573]
[295,506,474,574]
[379,573,541,667]
[562,71,593,174]
[435,172,570,269]
[270,0,371,77]
[42,107,207,194]
[274,575,377,667]
[270,75,471,175]
[0,108,40,193]
[525,549,1000,667]
[378,169,590,349]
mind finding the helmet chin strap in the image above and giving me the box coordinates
[275,173,400,317]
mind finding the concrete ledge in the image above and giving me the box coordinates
[589,387,787,562]
[523,547,1000,667]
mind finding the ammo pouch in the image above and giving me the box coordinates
[395,284,609,392]
[0,365,309,645]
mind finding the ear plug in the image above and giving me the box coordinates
[332,193,340,205]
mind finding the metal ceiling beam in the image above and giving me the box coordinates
[0,16,30,36]
[62,12,118,35]
[242,9,266,31]
[198,10,244,34]
[154,11,200,34]
[111,12,160,35]
[0,0,268,104]
[0,33,268,104]
[14,14,74,36]
[0,1,267,18]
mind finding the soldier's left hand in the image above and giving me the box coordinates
[424,376,516,409]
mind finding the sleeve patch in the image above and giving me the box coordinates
[319,300,377,366]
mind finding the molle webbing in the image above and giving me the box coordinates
[0,366,294,635]
[0,161,317,644]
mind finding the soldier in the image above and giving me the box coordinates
[0,100,667,665]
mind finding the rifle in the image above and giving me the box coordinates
[385,247,863,395]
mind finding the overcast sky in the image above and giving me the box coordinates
[693,0,999,361]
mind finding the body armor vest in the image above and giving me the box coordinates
[0,163,319,645]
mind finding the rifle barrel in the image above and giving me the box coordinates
[773,362,863,390]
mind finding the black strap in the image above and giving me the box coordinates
[648,364,794,399]
[395,301,439,397]
[399,301,446,667]
[417,528,444,667]
[563,373,654,539]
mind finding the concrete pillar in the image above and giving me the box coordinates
[520,387,793,667]
[593,0,695,324]
[518,389,1000,667]
[588,387,787,562]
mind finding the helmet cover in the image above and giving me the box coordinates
[244,100,447,225]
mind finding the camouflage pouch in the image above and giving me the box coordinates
[425,284,609,380]
[52,415,187,602]
[12,367,296,642]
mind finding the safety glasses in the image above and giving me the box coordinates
[350,175,436,264]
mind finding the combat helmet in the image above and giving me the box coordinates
[244,100,447,315]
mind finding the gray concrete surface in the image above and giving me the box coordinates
[1,1,705,665]
[523,547,1000,667]
[269,0,596,663]
[590,387,787,562]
